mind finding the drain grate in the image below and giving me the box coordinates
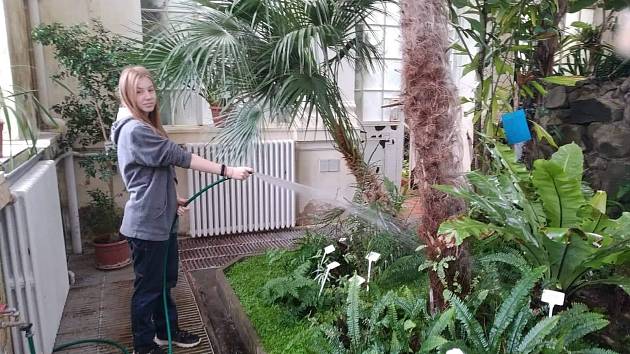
[54,273,213,354]
[178,229,305,271]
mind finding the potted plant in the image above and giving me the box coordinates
[206,88,229,128]
[82,189,130,270]
[0,118,4,158]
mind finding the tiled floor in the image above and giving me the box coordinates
[54,228,305,354]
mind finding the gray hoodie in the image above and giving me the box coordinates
[111,108,192,241]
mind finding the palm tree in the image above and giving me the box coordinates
[400,0,469,311]
[140,0,393,206]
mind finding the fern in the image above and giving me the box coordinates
[346,275,361,350]
[572,349,619,354]
[488,267,544,351]
[481,251,532,275]
[418,308,454,353]
[505,305,532,353]
[552,303,609,348]
[516,316,560,354]
[262,260,321,314]
[445,290,489,351]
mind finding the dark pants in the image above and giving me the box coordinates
[126,232,179,350]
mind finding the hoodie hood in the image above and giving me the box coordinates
[111,107,135,145]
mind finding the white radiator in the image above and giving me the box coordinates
[186,140,296,237]
[0,161,69,354]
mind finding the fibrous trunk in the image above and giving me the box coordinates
[401,0,470,311]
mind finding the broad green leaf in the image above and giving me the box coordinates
[494,56,514,75]
[541,75,586,86]
[579,276,630,296]
[589,191,607,214]
[570,21,593,29]
[607,212,630,240]
[530,120,558,149]
[550,143,583,181]
[543,228,599,290]
[417,336,447,353]
[568,0,598,13]
[532,160,585,228]
[530,80,547,96]
[438,216,503,245]
[451,42,468,54]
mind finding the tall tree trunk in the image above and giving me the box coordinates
[401,0,470,312]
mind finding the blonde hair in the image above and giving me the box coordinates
[118,66,167,137]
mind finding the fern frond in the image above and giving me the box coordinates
[319,322,346,354]
[481,251,532,274]
[418,308,454,353]
[489,267,544,351]
[347,276,362,349]
[445,290,489,351]
[555,305,609,347]
[571,348,619,354]
[506,304,532,354]
[516,316,559,354]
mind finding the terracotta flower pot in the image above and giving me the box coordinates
[93,238,131,270]
[0,121,4,158]
[211,105,225,127]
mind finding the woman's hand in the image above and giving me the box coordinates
[177,197,190,216]
[228,166,254,180]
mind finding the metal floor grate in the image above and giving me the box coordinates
[178,229,305,271]
[55,271,213,354]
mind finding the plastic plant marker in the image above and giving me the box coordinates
[501,109,531,145]
[541,289,565,317]
[320,244,336,266]
[326,261,340,271]
[350,274,366,286]
[365,252,381,291]
[318,262,340,297]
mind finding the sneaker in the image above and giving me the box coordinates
[133,343,165,354]
[154,329,201,348]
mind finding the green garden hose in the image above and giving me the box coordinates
[41,177,231,354]
[163,177,230,354]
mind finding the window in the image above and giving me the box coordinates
[141,0,213,126]
[1,1,15,151]
[355,3,402,122]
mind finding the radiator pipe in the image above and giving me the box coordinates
[53,150,101,255]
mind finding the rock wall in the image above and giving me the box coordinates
[542,77,630,198]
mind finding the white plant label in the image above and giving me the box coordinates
[326,261,340,270]
[541,289,565,317]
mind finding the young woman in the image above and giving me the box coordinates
[112,66,253,354]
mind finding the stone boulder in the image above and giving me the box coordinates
[587,121,630,158]
[568,97,624,124]
[544,86,568,109]
[557,124,589,149]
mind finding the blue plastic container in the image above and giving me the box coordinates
[501,109,531,145]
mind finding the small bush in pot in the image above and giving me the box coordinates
[81,189,130,270]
